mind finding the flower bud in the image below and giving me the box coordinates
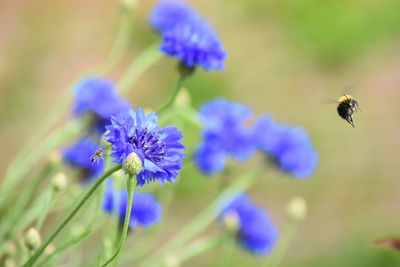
[25,228,42,250]
[48,151,61,168]
[45,243,55,255]
[286,196,307,221]
[5,241,16,257]
[52,172,67,191]
[164,253,180,267]
[123,152,142,176]
[175,88,191,107]
[4,258,15,267]
[222,211,240,234]
[121,0,137,13]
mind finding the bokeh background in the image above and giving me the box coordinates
[1,0,400,266]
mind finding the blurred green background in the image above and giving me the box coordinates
[1,0,400,266]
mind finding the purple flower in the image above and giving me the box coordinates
[220,194,278,255]
[104,108,185,186]
[62,138,103,181]
[101,180,161,228]
[149,0,198,33]
[253,115,318,178]
[194,99,255,176]
[73,77,130,133]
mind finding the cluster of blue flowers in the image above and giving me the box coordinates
[104,108,185,187]
[194,99,318,179]
[101,179,161,228]
[149,0,226,71]
[220,194,278,255]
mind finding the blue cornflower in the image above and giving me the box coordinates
[73,77,130,133]
[220,194,278,255]
[194,99,255,176]
[104,108,185,186]
[253,115,318,178]
[63,138,103,181]
[149,0,198,33]
[149,0,226,71]
[160,22,227,71]
[101,180,161,228]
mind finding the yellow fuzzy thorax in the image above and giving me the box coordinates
[338,94,353,103]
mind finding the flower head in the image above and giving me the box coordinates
[253,115,318,178]
[104,108,185,186]
[101,180,161,228]
[194,99,255,176]
[73,77,130,132]
[160,21,227,71]
[63,138,103,181]
[220,194,278,255]
[149,0,226,71]
[149,0,198,33]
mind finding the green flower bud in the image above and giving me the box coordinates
[48,151,61,169]
[121,0,137,13]
[164,252,180,267]
[45,243,55,255]
[4,258,15,267]
[52,172,67,192]
[286,196,307,221]
[175,88,191,107]
[25,228,41,250]
[5,241,16,257]
[123,152,142,176]
[222,211,240,234]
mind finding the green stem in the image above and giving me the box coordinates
[117,43,162,95]
[38,175,106,266]
[139,164,265,267]
[177,235,222,264]
[215,233,235,267]
[23,164,121,267]
[101,175,135,267]
[35,189,56,231]
[267,220,298,267]
[157,74,186,115]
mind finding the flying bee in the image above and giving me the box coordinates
[90,148,104,164]
[337,94,360,127]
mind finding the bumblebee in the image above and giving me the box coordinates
[337,94,360,127]
[90,148,103,163]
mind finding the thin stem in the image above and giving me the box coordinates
[101,175,135,267]
[35,189,56,231]
[139,164,265,267]
[157,74,186,115]
[267,220,298,267]
[23,164,122,267]
[178,235,222,263]
[215,233,235,267]
[117,43,162,95]
[38,175,107,266]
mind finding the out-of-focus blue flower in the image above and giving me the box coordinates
[220,194,278,255]
[160,22,227,71]
[101,180,161,229]
[101,179,114,213]
[118,191,161,228]
[63,138,103,181]
[104,108,185,187]
[194,99,255,176]
[73,77,130,133]
[149,0,226,71]
[149,0,198,33]
[253,115,318,178]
